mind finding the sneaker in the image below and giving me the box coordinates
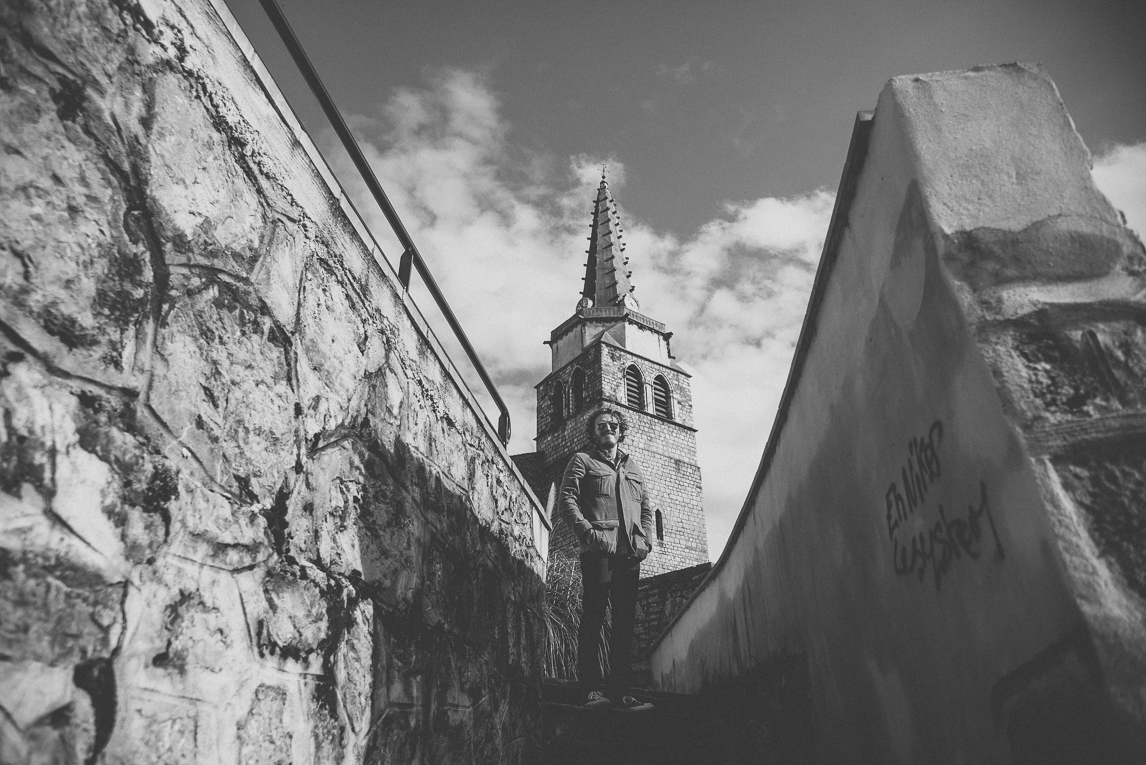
[619,695,654,712]
[582,690,612,709]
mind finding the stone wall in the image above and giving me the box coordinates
[0,1,548,763]
[651,64,1146,763]
[631,563,712,687]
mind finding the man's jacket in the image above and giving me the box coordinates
[559,449,655,557]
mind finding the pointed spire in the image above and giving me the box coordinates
[579,172,638,311]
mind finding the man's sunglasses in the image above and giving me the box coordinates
[595,422,620,432]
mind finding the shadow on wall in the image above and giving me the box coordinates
[1,354,548,763]
[283,429,549,763]
[693,653,816,765]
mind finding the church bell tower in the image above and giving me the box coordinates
[534,173,709,577]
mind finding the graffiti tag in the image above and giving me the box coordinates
[885,420,944,540]
[892,480,1005,591]
[883,420,1005,591]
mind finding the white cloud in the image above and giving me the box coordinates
[1093,141,1146,239]
[332,69,831,559]
[657,58,716,85]
[629,192,833,554]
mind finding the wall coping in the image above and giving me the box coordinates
[638,561,713,589]
[208,0,549,533]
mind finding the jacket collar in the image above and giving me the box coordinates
[592,447,627,469]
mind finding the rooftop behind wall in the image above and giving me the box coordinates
[650,64,1146,762]
[0,0,548,762]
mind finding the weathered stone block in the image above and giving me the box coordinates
[165,478,267,569]
[1,356,133,584]
[256,568,329,661]
[249,219,311,330]
[286,442,366,578]
[357,447,424,611]
[147,72,264,269]
[150,275,295,497]
[0,48,151,388]
[332,599,373,755]
[118,701,200,765]
[1054,443,1146,602]
[297,259,381,444]
[985,321,1146,427]
[0,555,122,669]
[238,684,293,765]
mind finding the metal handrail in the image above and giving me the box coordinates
[255,0,511,445]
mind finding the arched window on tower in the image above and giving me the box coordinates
[552,380,565,423]
[624,365,644,410]
[655,509,664,541]
[571,368,586,412]
[652,375,673,420]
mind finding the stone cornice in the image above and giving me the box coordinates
[549,306,667,343]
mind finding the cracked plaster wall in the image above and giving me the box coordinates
[0,0,547,763]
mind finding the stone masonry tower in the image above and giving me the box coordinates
[535,174,709,577]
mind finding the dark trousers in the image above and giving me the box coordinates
[577,552,641,698]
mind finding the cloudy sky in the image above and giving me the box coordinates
[226,0,1145,558]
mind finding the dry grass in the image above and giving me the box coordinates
[542,551,582,680]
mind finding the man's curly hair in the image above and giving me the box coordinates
[586,407,628,446]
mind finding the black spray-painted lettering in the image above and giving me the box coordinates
[885,420,944,540]
[892,480,1005,591]
[881,420,1005,591]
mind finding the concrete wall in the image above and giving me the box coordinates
[0,1,548,763]
[651,64,1146,763]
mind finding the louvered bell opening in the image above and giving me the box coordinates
[653,376,672,419]
[624,366,643,409]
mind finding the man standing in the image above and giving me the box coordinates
[559,407,656,711]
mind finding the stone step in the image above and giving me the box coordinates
[538,677,817,764]
[540,704,718,764]
[541,679,701,712]
[540,681,723,764]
